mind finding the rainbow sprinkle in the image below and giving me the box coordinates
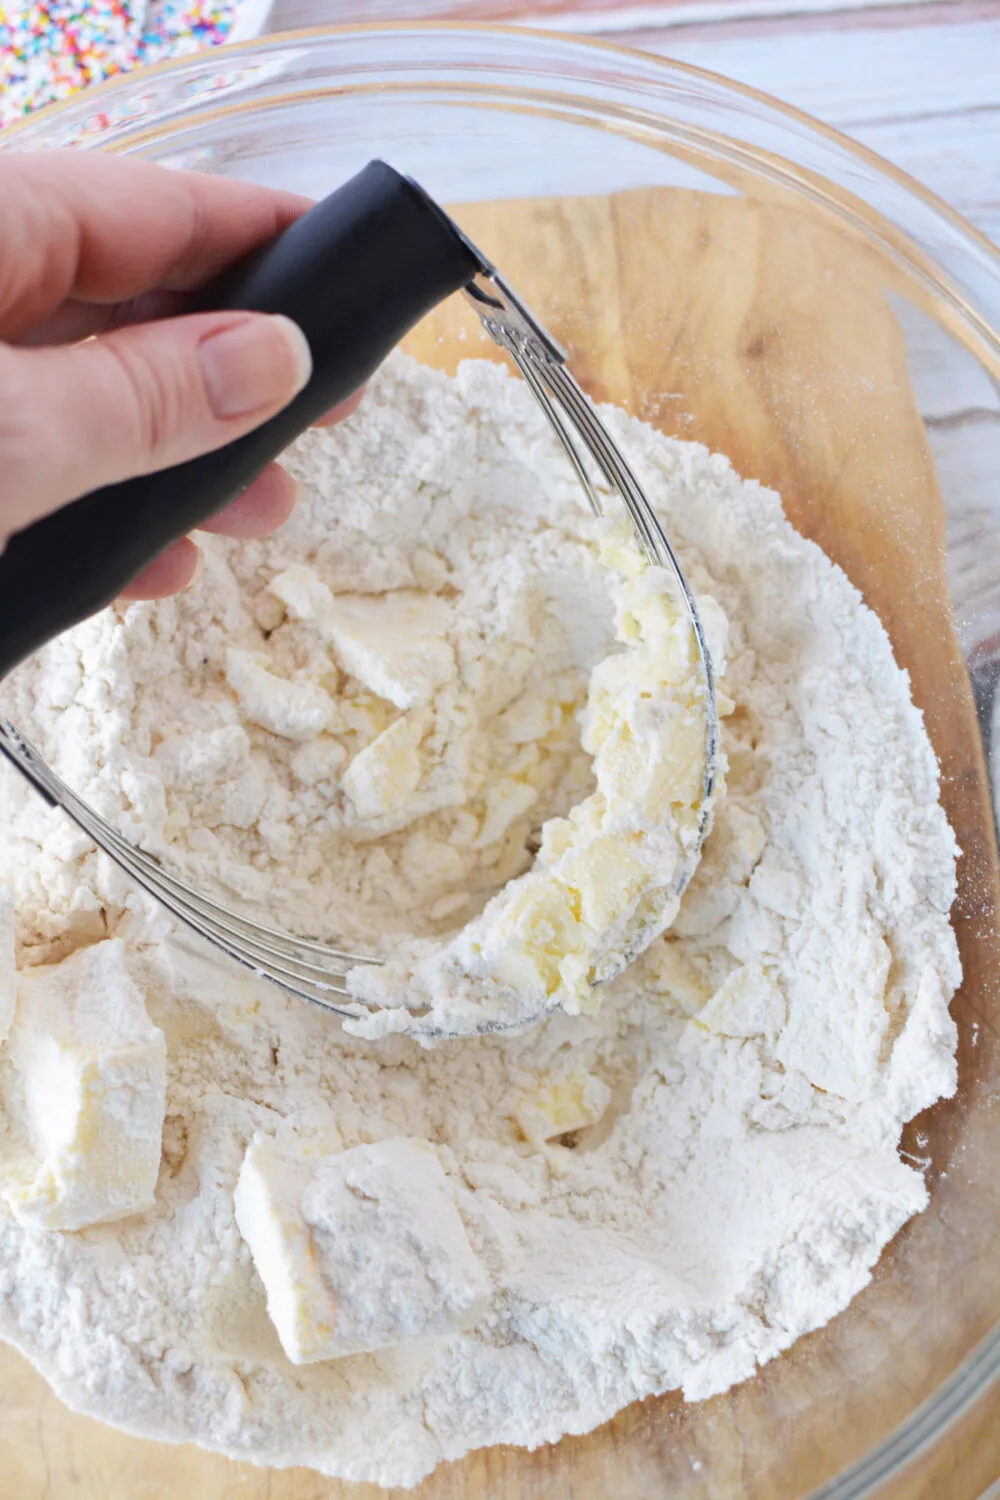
[0,0,240,128]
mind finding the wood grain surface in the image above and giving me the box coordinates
[2,185,999,1499]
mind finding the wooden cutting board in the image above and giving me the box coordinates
[2,186,999,1500]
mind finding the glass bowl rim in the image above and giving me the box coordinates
[5,19,1000,272]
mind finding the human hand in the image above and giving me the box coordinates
[0,152,361,600]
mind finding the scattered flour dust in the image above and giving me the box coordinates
[0,354,960,1488]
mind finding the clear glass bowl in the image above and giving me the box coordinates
[3,24,1000,1500]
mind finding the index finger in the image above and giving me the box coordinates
[0,151,313,341]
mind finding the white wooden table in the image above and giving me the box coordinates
[257,0,1000,247]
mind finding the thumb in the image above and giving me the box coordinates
[0,311,312,537]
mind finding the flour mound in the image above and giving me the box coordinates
[0,355,959,1488]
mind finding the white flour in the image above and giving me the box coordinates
[0,355,960,1487]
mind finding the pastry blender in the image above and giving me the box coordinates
[0,162,719,1035]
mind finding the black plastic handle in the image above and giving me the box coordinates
[0,160,482,680]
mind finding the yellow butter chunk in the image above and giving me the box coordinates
[597,527,646,578]
[694,963,786,1040]
[642,941,711,1013]
[558,837,650,933]
[0,940,166,1231]
[729,806,767,875]
[490,879,590,1000]
[234,1135,490,1365]
[270,566,456,710]
[514,1072,612,1146]
[341,710,426,821]
[322,591,456,710]
[232,1135,334,1365]
[594,708,706,824]
[474,779,539,848]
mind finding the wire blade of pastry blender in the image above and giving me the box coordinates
[374,267,721,1038]
[0,193,719,1037]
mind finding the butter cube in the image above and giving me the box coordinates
[474,779,538,848]
[557,836,649,932]
[695,962,786,1040]
[226,648,334,742]
[267,562,337,623]
[341,711,425,821]
[579,653,632,754]
[490,878,589,998]
[727,806,767,880]
[270,567,455,710]
[324,592,455,710]
[596,708,704,821]
[514,1073,612,1145]
[619,589,691,651]
[1,940,166,1231]
[597,518,646,577]
[234,1135,490,1365]
[537,815,575,864]
[642,941,710,1012]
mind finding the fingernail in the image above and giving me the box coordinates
[198,314,312,420]
[185,545,205,590]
